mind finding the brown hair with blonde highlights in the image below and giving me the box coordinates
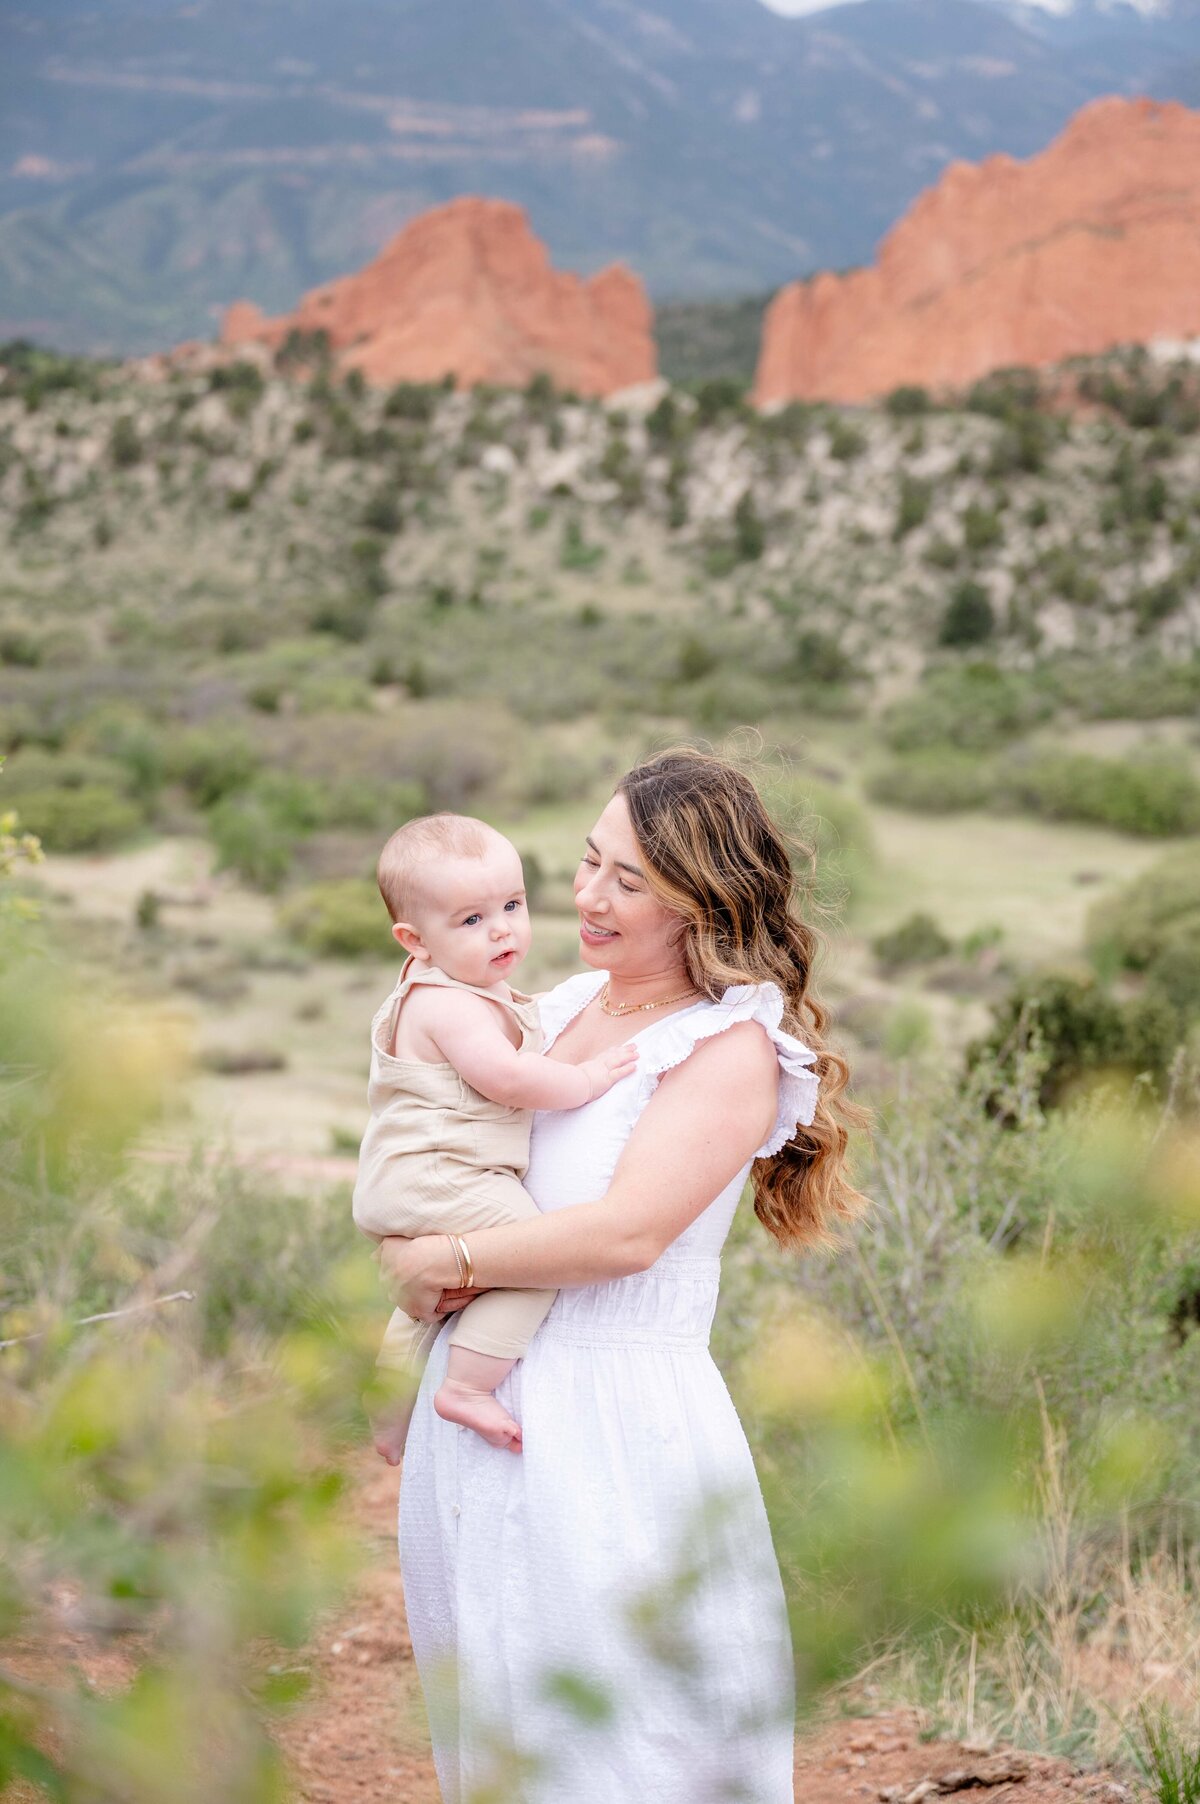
[618,746,869,1250]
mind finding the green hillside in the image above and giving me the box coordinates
[3,344,1199,759]
[2,338,1198,1100]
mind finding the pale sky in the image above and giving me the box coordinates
[760,0,1075,11]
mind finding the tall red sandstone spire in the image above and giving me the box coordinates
[754,98,1200,407]
[221,196,656,396]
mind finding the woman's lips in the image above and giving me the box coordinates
[579,920,618,947]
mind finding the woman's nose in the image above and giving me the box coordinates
[574,872,601,910]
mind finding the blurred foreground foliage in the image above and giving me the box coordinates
[0,838,386,1798]
[732,1027,1200,1761]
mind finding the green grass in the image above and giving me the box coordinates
[1131,1705,1200,1804]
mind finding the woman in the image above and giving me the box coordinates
[380,747,866,1803]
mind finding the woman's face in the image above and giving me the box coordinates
[573,793,686,978]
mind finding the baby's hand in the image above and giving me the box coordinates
[580,1042,639,1102]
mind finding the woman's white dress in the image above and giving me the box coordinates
[399,970,820,1804]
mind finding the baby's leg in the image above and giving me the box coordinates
[369,1310,443,1464]
[433,1175,556,1452]
[353,1180,452,1460]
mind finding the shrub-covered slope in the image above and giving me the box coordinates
[1,344,1198,884]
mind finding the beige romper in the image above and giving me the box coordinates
[352,960,556,1372]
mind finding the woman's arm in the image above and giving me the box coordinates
[379,1022,778,1312]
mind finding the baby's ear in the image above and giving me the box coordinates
[392,921,429,960]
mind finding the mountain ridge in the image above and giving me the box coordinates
[3,0,1199,352]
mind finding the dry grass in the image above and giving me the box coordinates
[874,1407,1200,1769]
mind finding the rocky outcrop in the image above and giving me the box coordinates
[220,197,655,396]
[754,98,1200,407]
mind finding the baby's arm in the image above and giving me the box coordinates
[427,989,636,1109]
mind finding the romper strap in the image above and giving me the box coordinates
[396,959,539,1043]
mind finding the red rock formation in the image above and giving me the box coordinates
[754,98,1200,407]
[220,197,655,396]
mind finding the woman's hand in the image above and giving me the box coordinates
[376,1233,484,1321]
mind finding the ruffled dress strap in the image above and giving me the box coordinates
[537,969,607,1050]
[640,981,821,1159]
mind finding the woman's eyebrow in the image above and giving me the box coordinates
[585,835,645,879]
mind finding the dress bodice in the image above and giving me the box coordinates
[522,969,820,1349]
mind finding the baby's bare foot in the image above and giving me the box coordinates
[372,1414,411,1466]
[434,1378,523,1451]
[367,1388,415,1465]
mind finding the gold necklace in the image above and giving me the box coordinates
[598,981,697,1018]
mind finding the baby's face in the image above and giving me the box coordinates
[402,838,532,988]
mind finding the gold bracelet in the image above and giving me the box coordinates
[455,1233,475,1290]
[447,1233,468,1289]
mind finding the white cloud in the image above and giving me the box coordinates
[759,0,866,13]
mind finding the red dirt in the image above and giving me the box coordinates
[273,1455,438,1802]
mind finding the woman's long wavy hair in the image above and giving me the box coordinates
[618,746,869,1250]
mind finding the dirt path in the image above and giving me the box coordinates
[278,1451,1133,1804]
[137,1144,359,1184]
[274,1454,438,1802]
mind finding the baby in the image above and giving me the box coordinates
[353,812,637,1458]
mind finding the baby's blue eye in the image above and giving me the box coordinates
[463,913,481,927]
[504,899,522,912]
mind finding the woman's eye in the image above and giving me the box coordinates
[581,856,600,870]
[618,880,637,894]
